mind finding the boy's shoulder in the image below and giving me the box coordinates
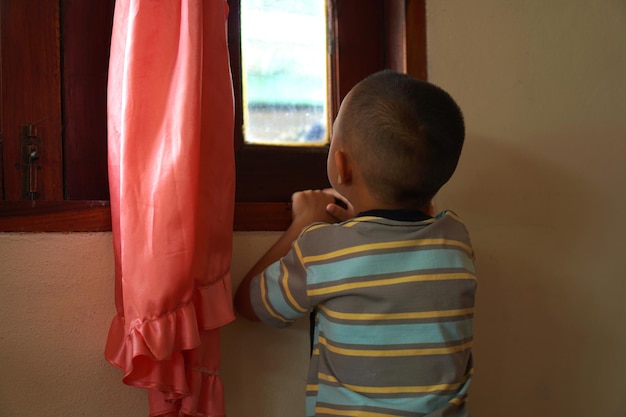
[292,210,474,275]
[297,210,470,248]
[301,210,465,233]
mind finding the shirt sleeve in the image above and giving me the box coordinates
[249,240,312,328]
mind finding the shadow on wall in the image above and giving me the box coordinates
[222,233,311,417]
[221,315,310,417]
[441,135,620,416]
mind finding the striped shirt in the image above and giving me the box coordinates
[250,210,476,417]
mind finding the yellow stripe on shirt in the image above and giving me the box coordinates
[317,373,464,394]
[260,272,290,323]
[449,396,467,406]
[314,406,404,417]
[319,305,475,321]
[280,260,308,313]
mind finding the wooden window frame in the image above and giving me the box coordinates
[0,0,426,232]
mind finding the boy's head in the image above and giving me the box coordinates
[329,70,465,210]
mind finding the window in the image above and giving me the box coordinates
[0,0,426,232]
[240,0,329,146]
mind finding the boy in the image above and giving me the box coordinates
[235,70,476,417]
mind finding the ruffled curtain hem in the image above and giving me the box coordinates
[104,276,235,395]
[147,347,228,417]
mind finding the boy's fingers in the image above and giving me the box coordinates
[326,203,350,222]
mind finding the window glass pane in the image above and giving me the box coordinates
[241,0,328,145]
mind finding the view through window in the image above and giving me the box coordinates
[240,0,329,146]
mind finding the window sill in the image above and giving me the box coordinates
[0,201,291,232]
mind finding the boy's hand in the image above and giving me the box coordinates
[236,189,335,321]
[235,188,354,321]
[291,189,338,227]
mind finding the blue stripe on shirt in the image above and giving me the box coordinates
[316,384,456,414]
[318,314,473,346]
[308,248,475,285]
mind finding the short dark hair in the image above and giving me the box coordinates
[343,70,465,208]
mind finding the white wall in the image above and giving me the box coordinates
[1,1,626,416]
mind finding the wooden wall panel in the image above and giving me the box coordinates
[0,0,63,200]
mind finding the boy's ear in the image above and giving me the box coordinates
[334,149,352,184]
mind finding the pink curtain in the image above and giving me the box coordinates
[104,1,235,416]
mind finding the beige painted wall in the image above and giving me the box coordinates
[427,1,626,416]
[1,1,625,416]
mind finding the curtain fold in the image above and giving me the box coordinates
[105,1,235,415]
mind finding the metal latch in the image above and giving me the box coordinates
[20,124,41,200]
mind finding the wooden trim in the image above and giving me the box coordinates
[0,201,111,232]
[406,0,427,80]
[0,202,293,232]
[385,0,407,72]
[234,202,292,231]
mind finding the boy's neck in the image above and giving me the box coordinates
[357,208,433,221]
[351,194,432,216]
[339,174,432,216]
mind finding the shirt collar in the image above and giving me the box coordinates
[357,209,432,222]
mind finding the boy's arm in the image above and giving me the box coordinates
[233,220,307,321]
[234,190,341,321]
